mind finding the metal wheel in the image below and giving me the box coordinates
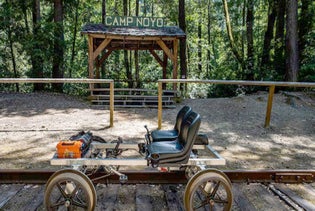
[45,169,96,211]
[184,169,233,211]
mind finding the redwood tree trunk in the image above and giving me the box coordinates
[246,0,254,80]
[261,0,276,69]
[31,0,44,91]
[274,0,286,78]
[179,0,187,92]
[52,0,64,92]
[298,0,314,65]
[70,0,79,78]
[135,0,140,88]
[285,0,298,81]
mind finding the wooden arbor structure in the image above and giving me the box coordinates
[81,24,186,88]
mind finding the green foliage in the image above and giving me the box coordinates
[0,0,314,97]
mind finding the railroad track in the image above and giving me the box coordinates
[0,169,314,210]
[1,169,314,184]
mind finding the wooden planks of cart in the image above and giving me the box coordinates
[45,107,233,210]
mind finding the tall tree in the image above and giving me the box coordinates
[298,0,314,65]
[135,0,140,88]
[52,0,64,92]
[274,0,286,78]
[179,0,187,89]
[123,0,132,88]
[197,4,202,75]
[222,0,244,69]
[206,0,211,78]
[261,0,276,70]
[100,0,106,80]
[246,0,254,80]
[5,0,19,91]
[69,0,80,78]
[31,0,44,91]
[285,0,298,81]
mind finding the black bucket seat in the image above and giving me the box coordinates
[147,111,201,165]
[151,105,192,142]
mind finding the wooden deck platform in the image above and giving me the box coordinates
[1,182,314,210]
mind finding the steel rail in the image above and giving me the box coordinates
[0,169,314,184]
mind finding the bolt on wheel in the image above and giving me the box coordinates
[45,169,96,211]
[184,169,233,211]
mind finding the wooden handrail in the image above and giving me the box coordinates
[158,79,315,87]
[157,79,315,129]
[0,78,115,127]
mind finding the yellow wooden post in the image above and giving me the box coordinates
[265,85,275,128]
[110,81,114,127]
[158,81,163,129]
[88,36,94,92]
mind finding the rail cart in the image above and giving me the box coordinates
[45,106,233,210]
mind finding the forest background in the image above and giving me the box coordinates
[0,0,314,97]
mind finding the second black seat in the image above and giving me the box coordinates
[151,105,192,142]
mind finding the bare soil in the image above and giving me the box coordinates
[0,91,314,170]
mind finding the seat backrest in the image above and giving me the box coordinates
[174,106,192,131]
[178,111,201,154]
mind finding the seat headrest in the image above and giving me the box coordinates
[179,111,201,146]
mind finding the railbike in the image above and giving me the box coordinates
[45,106,233,210]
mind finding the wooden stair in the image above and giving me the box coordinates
[88,88,178,108]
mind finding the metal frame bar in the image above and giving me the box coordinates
[158,79,315,129]
[50,142,225,167]
[0,78,115,127]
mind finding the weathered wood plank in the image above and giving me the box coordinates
[0,184,24,209]
[136,184,153,210]
[232,183,257,211]
[115,184,136,211]
[0,185,43,211]
[95,184,119,210]
[23,185,45,211]
[136,184,168,211]
[162,184,185,211]
[239,183,289,210]
[274,183,315,211]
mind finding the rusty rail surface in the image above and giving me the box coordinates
[0,169,314,184]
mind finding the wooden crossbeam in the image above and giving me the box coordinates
[149,50,163,67]
[93,38,112,60]
[156,40,176,63]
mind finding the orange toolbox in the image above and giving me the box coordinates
[56,131,93,158]
[56,140,83,158]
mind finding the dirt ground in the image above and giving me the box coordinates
[0,91,314,170]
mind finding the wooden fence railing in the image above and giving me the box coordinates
[1,78,314,130]
[0,78,114,127]
[157,79,315,129]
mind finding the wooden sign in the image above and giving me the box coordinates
[105,16,165,28]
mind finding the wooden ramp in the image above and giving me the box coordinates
[89,88,178,108]
[1,183,315,210]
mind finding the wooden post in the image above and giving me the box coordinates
[162,52,167,90]
[88,36,94,91]
[158,81,163,129]
[264,85,275,128]
[173,39,178,90]
[88,36,94,79]
[110,81,114,127]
